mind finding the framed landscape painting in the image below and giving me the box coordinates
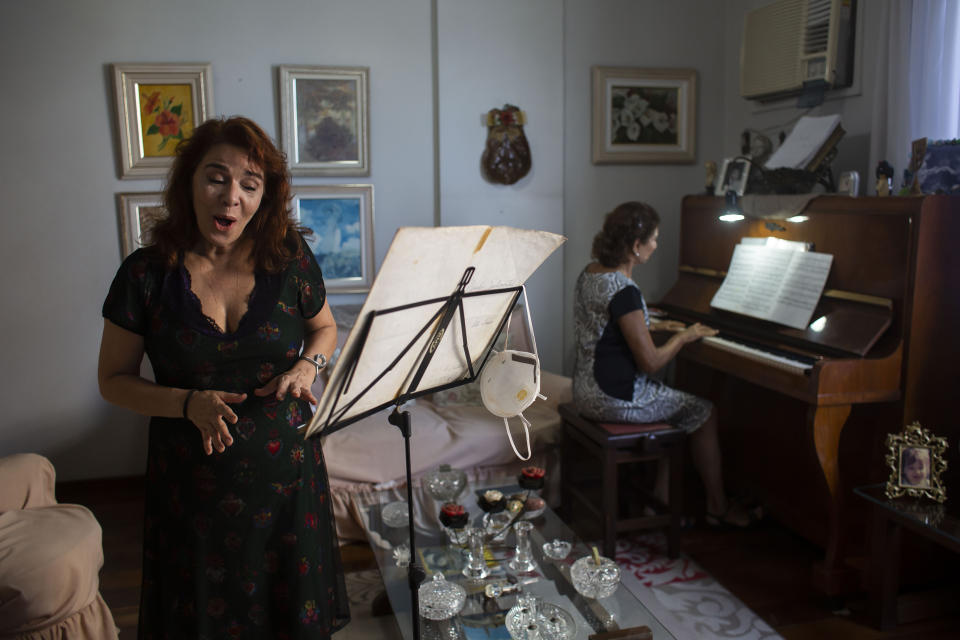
[112,63,214,178]
[292,185,374,293]
[279,65,370,176]
[117,192,166,258]
[592,66,696,164]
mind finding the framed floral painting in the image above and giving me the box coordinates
[592,66,696,164]
[112,63,214,179]
[279,65,369,176]
[117,192,166,258]
[292,185,374,293]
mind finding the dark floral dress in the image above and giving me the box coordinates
[102,238,350,639]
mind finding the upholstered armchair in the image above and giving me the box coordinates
[0,454,118,639]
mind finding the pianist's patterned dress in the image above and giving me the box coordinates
[572,268,712,432]
[102,240,349,639]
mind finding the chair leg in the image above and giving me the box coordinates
[667,443,683,558]
[602,447,618,559]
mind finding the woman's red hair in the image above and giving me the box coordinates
[151,116,309,272]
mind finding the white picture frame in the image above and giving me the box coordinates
[279,65,370,176]
[716,157,751,196]
[117,192,166,258]
[292,184,374,293]
[112,63,214,179]
[592,66,697,164]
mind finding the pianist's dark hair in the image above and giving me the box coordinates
[591,201,660,268]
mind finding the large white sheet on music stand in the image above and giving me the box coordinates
[304,225,565,438]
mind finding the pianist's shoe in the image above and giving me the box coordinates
[704,502,763,530]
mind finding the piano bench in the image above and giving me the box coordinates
[558,402,686,559]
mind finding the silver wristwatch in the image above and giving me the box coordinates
[299,353,328,381]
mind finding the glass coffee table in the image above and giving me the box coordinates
[352,480,675,639]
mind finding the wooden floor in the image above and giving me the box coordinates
[57,476,960,639]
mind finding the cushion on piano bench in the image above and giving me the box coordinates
[559,403,683,451]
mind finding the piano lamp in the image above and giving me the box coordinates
[718,190,745,222]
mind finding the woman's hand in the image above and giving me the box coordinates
[184,390,248,455]
[680,322,718,343]
[253,364,318,405]
[651,320,686,332]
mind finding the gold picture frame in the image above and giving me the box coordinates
[592,66,696,164]
[112,63,214,179]
[884,422,947,502]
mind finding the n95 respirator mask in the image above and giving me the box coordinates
[479,288,545,460]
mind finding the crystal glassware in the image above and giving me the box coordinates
[507,520,536,573]
[505,596,576,640]
[462,526,490,580]
[418,572,466,620]
[541,539,572,560]
[424,464,467,503]
[392,543,411,568]
[570,553,621,599]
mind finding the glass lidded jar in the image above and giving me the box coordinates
[570,553,621,599]
[424,464,467,503]
[419,572,466,620]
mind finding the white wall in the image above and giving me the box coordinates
[0,0,434,480]
[437,0,565,373]
[562,0,728,371]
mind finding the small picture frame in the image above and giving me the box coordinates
[716,157,750,196]
[112,63,214,179]
[884,422,948,503]
[837,170,860,196]
[292,184,374,293]
[592,66,696,164]
[279,65,370,176]
[116,192,166,258]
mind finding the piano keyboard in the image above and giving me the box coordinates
[701,334,816,375]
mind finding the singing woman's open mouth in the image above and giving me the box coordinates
[213,216,237,231]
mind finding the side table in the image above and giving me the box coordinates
[853,484,960,631]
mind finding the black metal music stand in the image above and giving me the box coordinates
[304,225,563,639]
[311,273,527,640]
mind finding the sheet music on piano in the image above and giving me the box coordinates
[710,242,832,330]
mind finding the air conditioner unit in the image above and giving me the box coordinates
[740,0,856,102]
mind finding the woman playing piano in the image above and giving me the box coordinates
[572,201,758,528]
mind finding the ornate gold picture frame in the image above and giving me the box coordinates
[884,422,947,502]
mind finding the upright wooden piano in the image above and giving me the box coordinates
[658,195,960,595]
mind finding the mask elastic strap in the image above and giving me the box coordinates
[504,414,532,461]
[520,286,538,359]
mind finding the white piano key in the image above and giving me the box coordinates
[702,335,814,375]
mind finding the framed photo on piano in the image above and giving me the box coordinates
[717,157,751,196]
[884,422,947,503]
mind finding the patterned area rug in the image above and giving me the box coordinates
[338,533,781,639]
[616,532,782,639]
